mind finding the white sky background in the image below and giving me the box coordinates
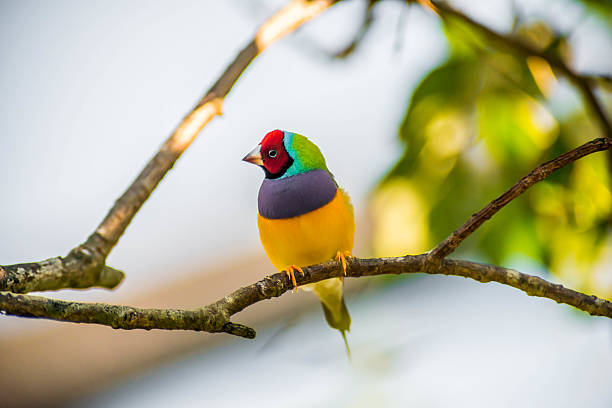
[1,0,611,406]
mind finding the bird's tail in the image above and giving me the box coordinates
[307,277,352,358]
[340,329,351,360]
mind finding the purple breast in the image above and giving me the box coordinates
[258,169,337,219]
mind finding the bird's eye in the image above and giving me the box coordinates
[268,149,277,158]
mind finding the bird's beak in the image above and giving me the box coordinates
[242,145,263,166]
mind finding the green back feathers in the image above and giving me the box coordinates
[282,132,331,178]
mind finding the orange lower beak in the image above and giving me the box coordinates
[242,145,263,166]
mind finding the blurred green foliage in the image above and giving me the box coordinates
[372,8,611,298]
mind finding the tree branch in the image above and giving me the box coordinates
[0,291,255,338]
[2,254,611,339]
[333,0,378,58]
[429,137,612,259]
[0,0,338,294]
[0,259,123,294]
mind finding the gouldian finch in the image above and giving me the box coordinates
[243,129,354,354]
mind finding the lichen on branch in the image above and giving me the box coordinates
[2,255,611,339]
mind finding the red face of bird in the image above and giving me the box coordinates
[242,129,293,178]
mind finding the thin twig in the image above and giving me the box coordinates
[0,0,338,294]
[429,137,611,259]
[333,0,378,58]
[2,254,611,338]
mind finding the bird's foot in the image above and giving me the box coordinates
[284,265,304,292]
[335,250,352,277]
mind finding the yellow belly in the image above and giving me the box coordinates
[257,189,354,271]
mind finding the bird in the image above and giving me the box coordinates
[243,129,354,355]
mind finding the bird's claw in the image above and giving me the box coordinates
[335,250,352,278]
[284,265,304,292]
